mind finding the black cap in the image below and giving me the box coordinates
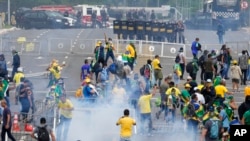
[40,117,46,124]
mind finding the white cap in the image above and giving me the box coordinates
[117,55,122,61]
[17,67,23,72]
[187,76,192,80]
[194,87,198,91]
[206,79,212,83]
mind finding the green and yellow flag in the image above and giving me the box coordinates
[0,80,9,100]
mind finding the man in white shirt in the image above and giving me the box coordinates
[178,47,186,80]
[194,87,205,104]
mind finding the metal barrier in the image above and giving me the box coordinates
[3,37,248,60]
[49,38,72,54]
[226,41,250,57]
[1,38,41,56]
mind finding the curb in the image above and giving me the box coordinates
[0,27,18,34]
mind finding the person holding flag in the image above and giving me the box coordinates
[104,34,115,64]
[0,77,11,109]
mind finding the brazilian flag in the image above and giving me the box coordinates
[0,80,9,100]
[155,97,161,107]
[182,103,205,119]
[122,53,129,63]
[213,76,221,87]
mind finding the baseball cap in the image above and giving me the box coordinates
[179,47,183,52]
[40,117,46,124]
[187,76,192,80]
[194,87,199,91]
[185,83,191,88]
[206,79,212,83]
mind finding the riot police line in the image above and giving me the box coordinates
[113,20,185,43]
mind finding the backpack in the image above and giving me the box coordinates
[217,54,223,62]
[37,126,50,141]
[186,62,193,73]
[144,65,151,78]
[209,119,219,139]
[239,55,248,70]
[175,54,180,63]
[108,63,116,74]
[139,65,146,76]
[198,55,205,66]
[100,68,108,81]
[115,61,125,78]
[186,103,196,118]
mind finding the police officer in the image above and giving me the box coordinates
[101,9,107,28]
[121,21,128,40]
[127,20,135,40]
[173,21,178,43]
[91,11,97,28]
[136,20,145,40]
[217,22,225,44]
[166,22,174,42]
[177,21,185,44]
[150,10,156,22]
[145,21,152,41]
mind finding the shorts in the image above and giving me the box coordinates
[154,69,163,80]
[173,73,180,85]
[232,78,239,84]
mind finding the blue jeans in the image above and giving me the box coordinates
[218,35,224,44]
[187,119,199,141]
[19,98,30,120]
[144,77,150,93]
[56,115,72,141]
[140,113,152,134]
[167,108,176,123]
[247,65,250,80]
[222,63,229,78]
[105,51,115,63]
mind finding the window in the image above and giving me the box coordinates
[87,8,92,15]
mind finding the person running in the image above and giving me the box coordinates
[138,86,157,136]
[1,99,16,141]
[116,109,136,141]
[57,95,74,141]
[191,38,202,58]
[152,55,163,87]
[80,59,91,82]
[11,50,20,81]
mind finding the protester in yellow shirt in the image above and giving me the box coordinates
[116,109,136,140]
[57,95,74,141]
[244,82,250,97]
[138,86,157,135]
[13,67,24,86]
[152,55,163,87]
[215,81,233,98]
[215,80,233,106]
[126,42,137,72]
[165,81,181,123]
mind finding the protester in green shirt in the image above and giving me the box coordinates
[213,74,222,87]
[242,109,250,125]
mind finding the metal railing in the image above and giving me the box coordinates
[0,37,247,60]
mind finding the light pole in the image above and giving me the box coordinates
[8,0,10,25]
